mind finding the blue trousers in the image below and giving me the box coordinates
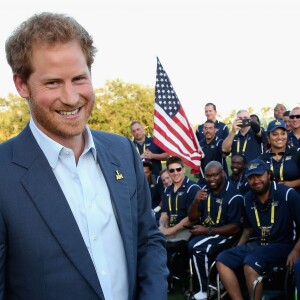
[189,234,233,292]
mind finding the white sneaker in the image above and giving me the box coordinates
[193,290,207,300]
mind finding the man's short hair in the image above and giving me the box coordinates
[143,161,152,170]
[130,121,142,129]
[204,119,217,128]
[166,156,184,168]
[205,103,216,111]
[5,12,97,82]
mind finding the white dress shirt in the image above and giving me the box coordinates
[29,119,128,300]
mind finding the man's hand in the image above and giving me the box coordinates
[159,226,176,236]
[232,118,243,131]
[194,189,208,203]
[143,149,153,160]
[286,248,300,272]
[189,225,209,236]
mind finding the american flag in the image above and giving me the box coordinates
[153,57,204,172]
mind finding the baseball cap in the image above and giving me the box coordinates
[245,159,269,178]
[267,119,286,133]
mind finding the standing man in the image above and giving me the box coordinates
[198,119,228,184]
[222,109,266,163]
[2,12,168,300]
[288,107,300,149]
[273,103,287,120]
[130,121,169,176]
[228,154,249,195]
[216,159,300,300]
[195,102,229,142]
[188,161,244,300]
[283,110,292,133]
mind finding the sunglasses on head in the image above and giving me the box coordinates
[289,114,300,119]
[168,167,183,173]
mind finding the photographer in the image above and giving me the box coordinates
[222,109,266,163]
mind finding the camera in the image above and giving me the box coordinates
[239,118,251,128]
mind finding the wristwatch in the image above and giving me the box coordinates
[207,226,213,235]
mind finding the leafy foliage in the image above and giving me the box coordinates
[0,79,279,144]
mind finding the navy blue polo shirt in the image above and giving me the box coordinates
[231,128,266,163]
[228,173,249,195]
[198,181,244,227]
[196,120,229,143]
[199,136,228,175]
[243,182,300,244]
[260,146,300,194]
[162,177,201,224]
[133,136,165,176]
[288,131,300,149]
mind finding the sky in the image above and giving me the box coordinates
[1,0,300,125]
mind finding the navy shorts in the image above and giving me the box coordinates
[216,242,293,275]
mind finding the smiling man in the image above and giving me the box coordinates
[1,12,168,300]
[216,159,300,300]
[187,161,244,300]
[158,156,201,292]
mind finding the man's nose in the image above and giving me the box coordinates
[60,82,79,105]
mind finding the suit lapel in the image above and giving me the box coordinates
[13,126,104,299]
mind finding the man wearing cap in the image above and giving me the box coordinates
[222,109,266,163]
[216,159,300,300]
[260,119,300,195]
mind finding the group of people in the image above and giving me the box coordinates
[178,102,300,299]
[2,11,300,300]
[135,100,300,299]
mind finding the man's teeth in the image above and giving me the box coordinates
[59,109,79,115]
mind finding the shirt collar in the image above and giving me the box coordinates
[29,118,97,169]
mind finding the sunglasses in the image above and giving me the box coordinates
[168,167,183,173]
[289,114,300,119]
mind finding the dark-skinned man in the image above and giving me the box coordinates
[187,161,244,300]
[216,159,300,300]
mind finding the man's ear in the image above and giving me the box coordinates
[13,74,30,98]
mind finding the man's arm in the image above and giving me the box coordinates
[159,216,190,236]
[188,189,207,223]
[189,223,240,236]
[147,151,169,161]
[222,119,240,154]
[237,227,253,245]
[286,238,300,271]
[0,212,6,299]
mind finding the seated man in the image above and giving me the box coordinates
[188,161,244,300]
[143,161,162,223]
[159,156,201,290]
[216,159,300,300]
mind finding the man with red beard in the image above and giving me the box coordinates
[216,159,300,300]
[187,161,244,300]
[1,12,168,300]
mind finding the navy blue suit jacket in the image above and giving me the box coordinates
[0,125,168,299]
